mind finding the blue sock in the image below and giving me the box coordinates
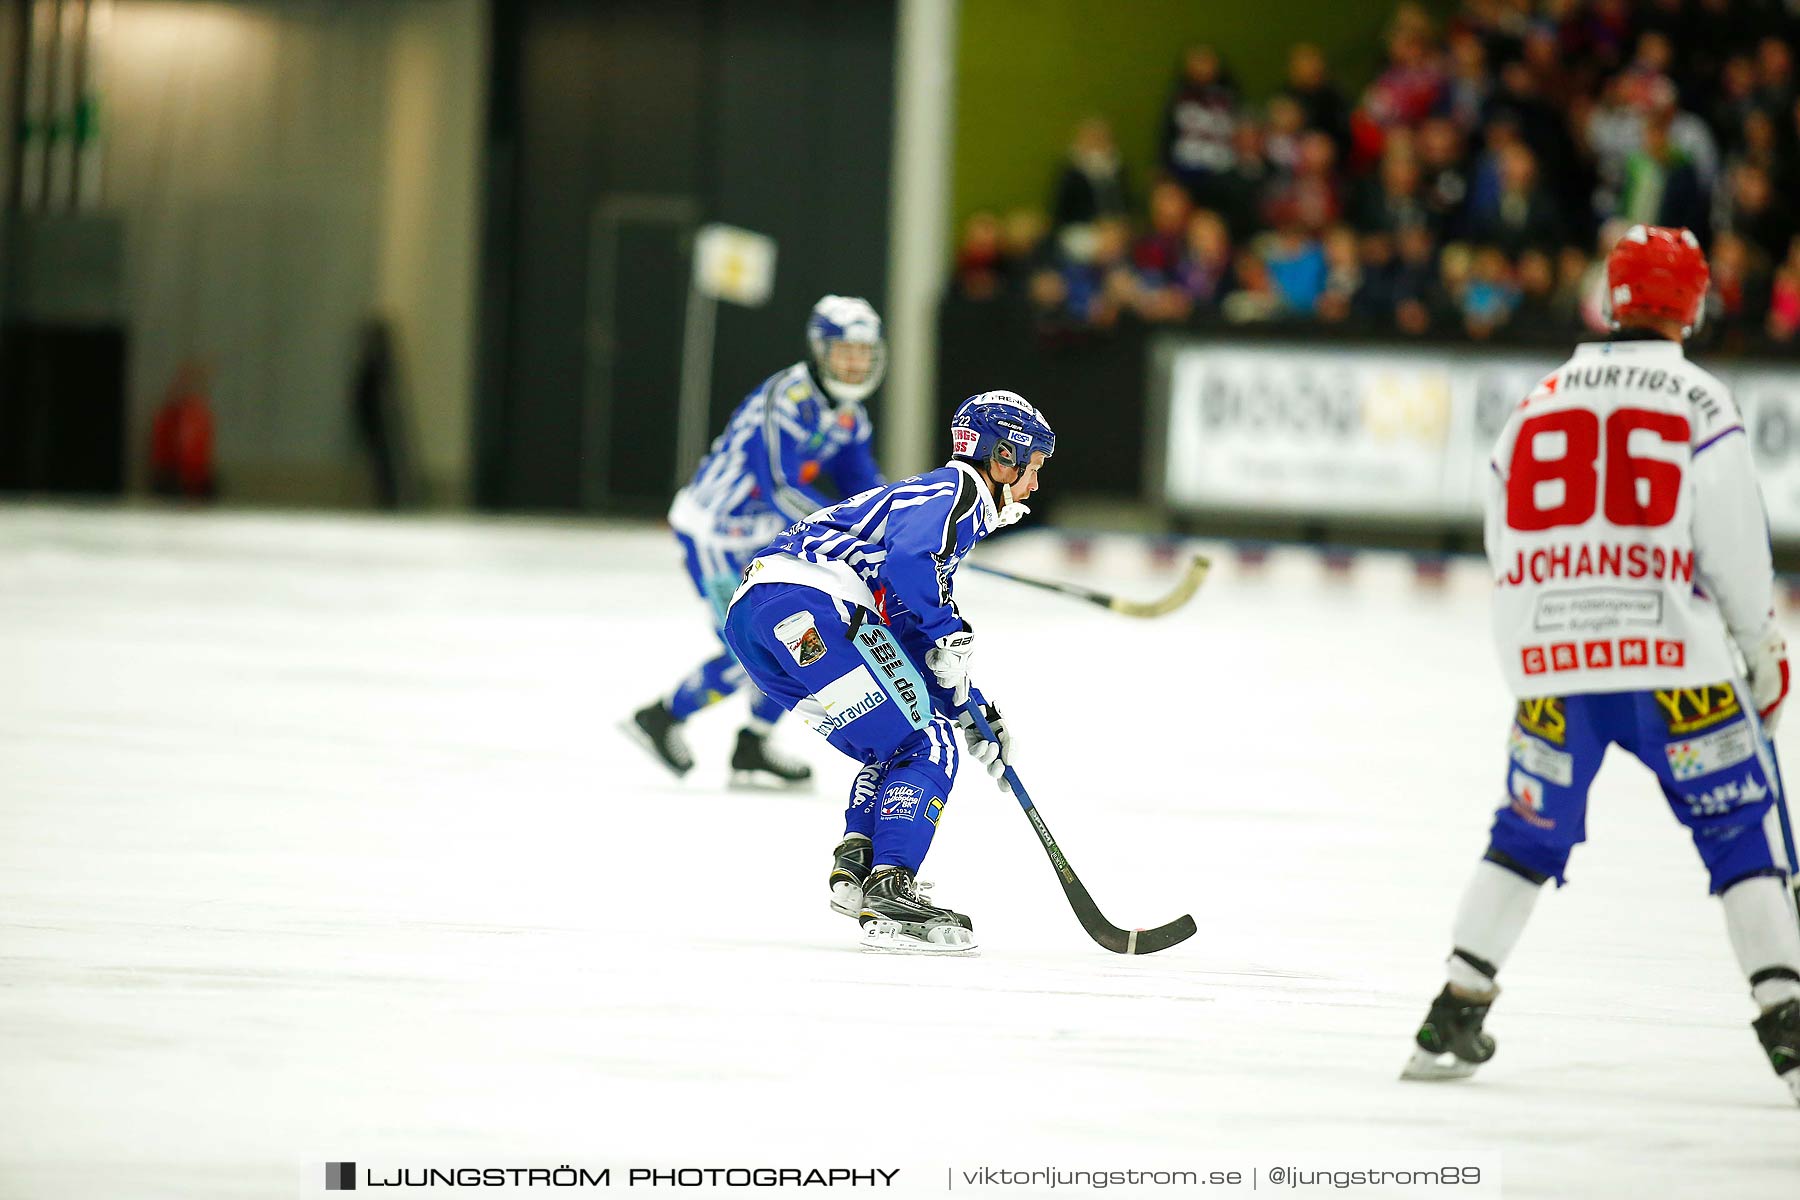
[869,718,959,873]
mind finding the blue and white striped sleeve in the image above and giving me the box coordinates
[751,384,833,521]
[880,471,978,643]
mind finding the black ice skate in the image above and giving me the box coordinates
[1752,998,1800,1105]
[829,834,938,918]
[622,700,693,778]
[857,866,974,953]
[1400,985,1497,1081]
[829,834,872,917]
[729,728,812,790]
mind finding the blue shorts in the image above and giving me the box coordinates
[1493,683,1791,893]
[675,531,754,626]
[723,583,955,760]
[722,581,964,872]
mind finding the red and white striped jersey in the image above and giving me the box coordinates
[1486,335,1775,697]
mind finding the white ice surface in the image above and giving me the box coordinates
[1,505,1796,1199]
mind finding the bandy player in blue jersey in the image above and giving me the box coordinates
[627,297,885,788]
[1402,226,1800,1104]
[721,393,1055,953]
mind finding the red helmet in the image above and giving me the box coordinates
[1605,224,1709,333]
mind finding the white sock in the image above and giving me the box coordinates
[1446,859,1544,994]
[1720,875,1800,1010]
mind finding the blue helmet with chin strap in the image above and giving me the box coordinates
[950,391,1055,472]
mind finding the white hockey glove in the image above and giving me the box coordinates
[926,627,975,705]
[1739,622,1790,734]
[956,703,1013,794]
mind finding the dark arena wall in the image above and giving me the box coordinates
[477,0,897,514]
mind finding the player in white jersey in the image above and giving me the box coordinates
[1402,226,1800,1102]
[626,297,885,787]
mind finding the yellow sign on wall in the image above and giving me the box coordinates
[693,223,777,307]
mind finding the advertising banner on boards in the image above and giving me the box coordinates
[1155,340,1800,537]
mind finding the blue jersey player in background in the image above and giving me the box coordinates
[721,392,1055,953]
[627,296,886,788]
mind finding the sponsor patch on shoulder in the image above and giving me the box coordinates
[773,611,828,668]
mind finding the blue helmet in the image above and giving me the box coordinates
[806,295,886,403]
[950,391,1055,471]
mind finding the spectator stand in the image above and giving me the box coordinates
[945,0,1800,556]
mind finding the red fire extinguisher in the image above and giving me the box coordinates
[150,361,217,498]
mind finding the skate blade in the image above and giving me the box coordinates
[615,719,692,779]
[858,918,977,955]
[728,769,813,792]
[1399,1046,1480,1081]
[829,882,863,919]
[1782,1069,1800,1106]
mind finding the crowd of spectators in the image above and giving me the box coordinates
[952,0,1800,349]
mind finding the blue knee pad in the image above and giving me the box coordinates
[871,714,961,873]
